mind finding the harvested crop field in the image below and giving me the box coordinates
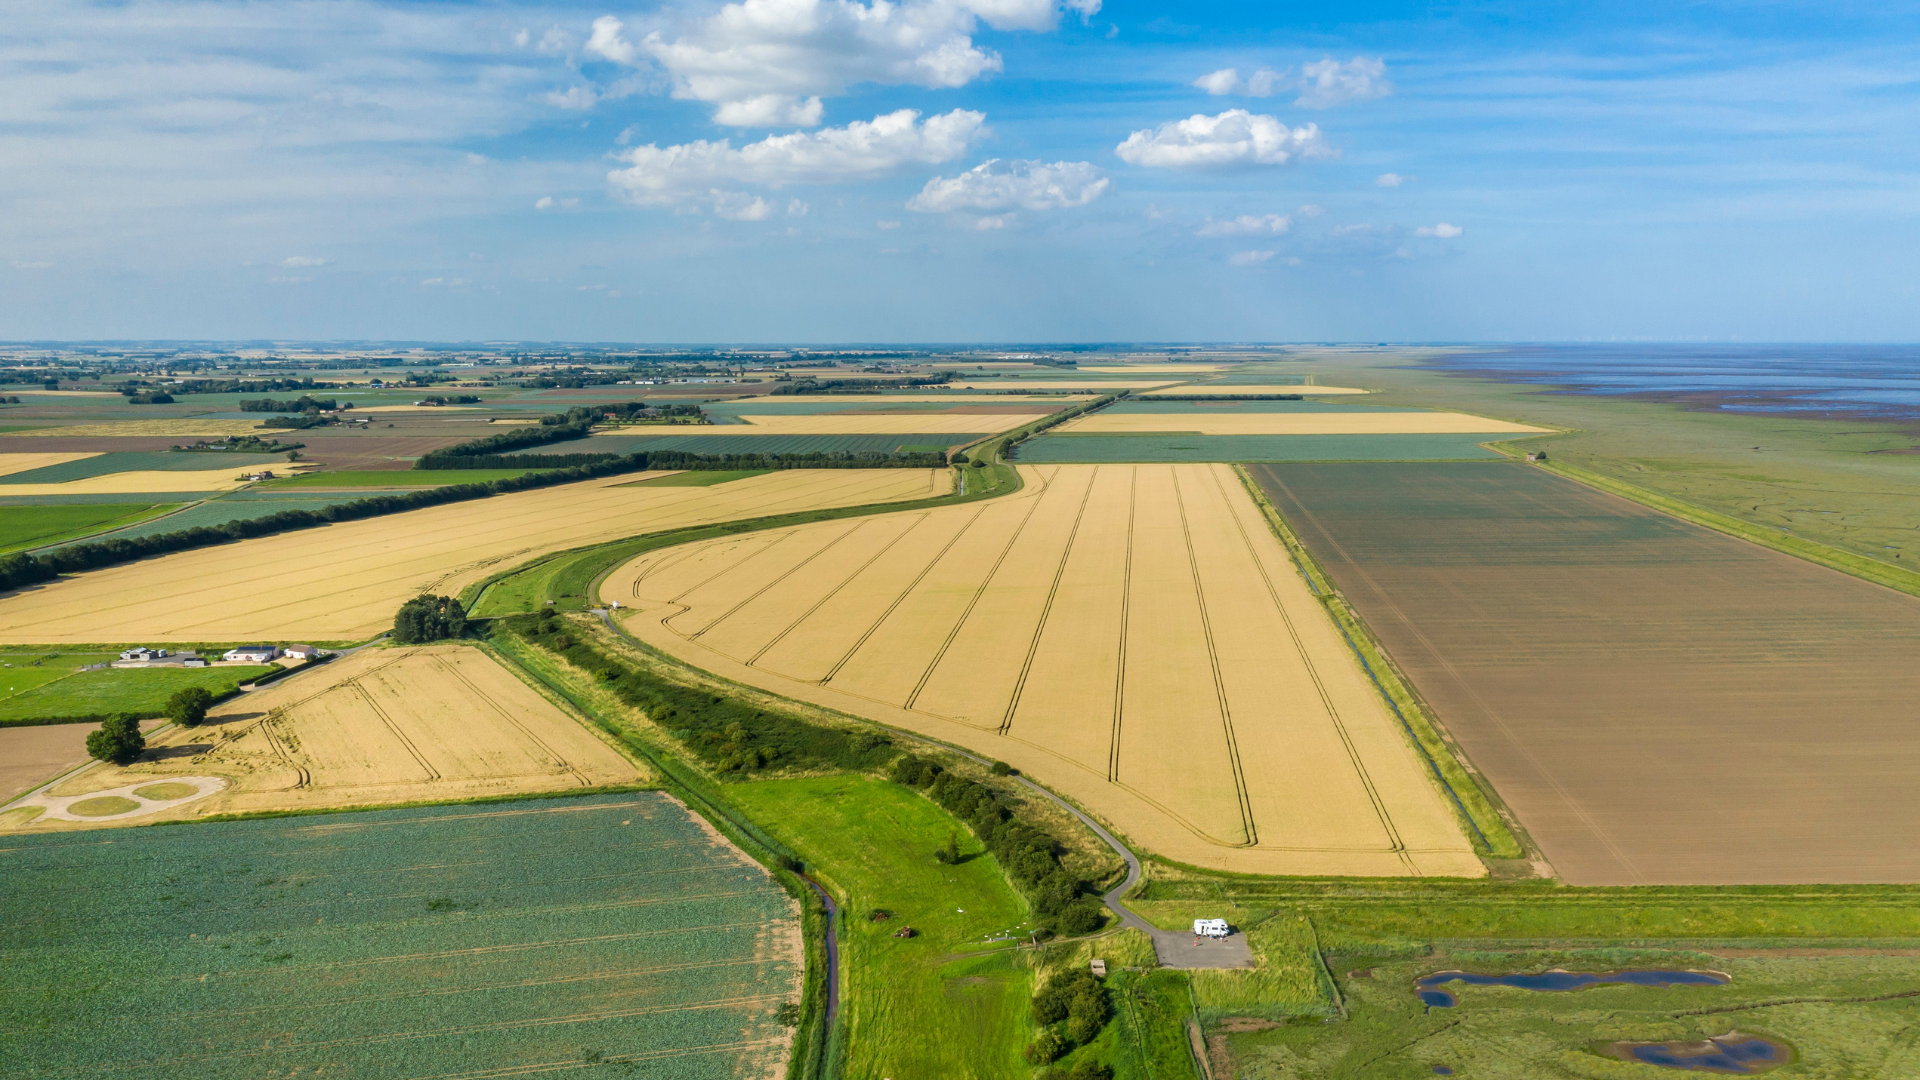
[0,468,946,643]
[0,792,803,1078]
[11,645,643,827]
[251,434,475,470]
[0,452,99,477]
[1254,461,1920,885]
[1053,411,1547,435]
[1140,384,1369,396]
[0,451,285,484]
[1013,433,1515,463]
[607,463,1479,877]
[0,721,162,803]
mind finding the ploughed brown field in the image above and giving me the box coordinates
[1253,461,1920,885]
[607,463,1478,878]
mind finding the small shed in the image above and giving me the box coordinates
[1090,958,1107,977]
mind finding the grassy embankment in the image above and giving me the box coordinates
[1233,467,1524,861]
[0,654,274,727]
[1,503,181,553]
[1296,349,1920,595]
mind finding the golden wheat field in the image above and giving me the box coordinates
[0,465,304,495]
[944,380,1179,390]
[0,469,948,644]
[1053,411,1550,435]
[0,452,100,477]
[606,463,1480,877]
[5,645,641,830]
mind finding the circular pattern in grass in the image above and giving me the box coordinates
[132,782,199,802]
[67,796,141,817]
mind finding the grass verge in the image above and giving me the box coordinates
[1232,466,1523,860]
[1,503,179,553]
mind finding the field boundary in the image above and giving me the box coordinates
[1231,466,1525,861]
[1484,445,1920,601]
[464,463,1025,617]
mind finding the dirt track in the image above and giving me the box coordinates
[1255,461,1920,885]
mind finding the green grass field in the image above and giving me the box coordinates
[0,662,273,725]
[553,432,988,455]
[0,502,174,552]
[0,793,803,1078]
[725,775,1037,1080]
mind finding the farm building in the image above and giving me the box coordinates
[223,645,279,663]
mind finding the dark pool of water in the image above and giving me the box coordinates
[1416,968,1729,1007]
[1604,1034,1791,1074]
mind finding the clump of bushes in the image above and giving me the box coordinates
[507,610,897,775]
[393,595,466,643]
[1024,970,1114,1076]
[890,754,1106,935]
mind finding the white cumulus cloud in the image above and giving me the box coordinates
[973,212,1015,230]
[1375,172,1408,188]
[1115,110,1332,169]
[608,108,986,212]
[543,85,599,111]
[535,196,554,209]
[1191,66,1281,97]
[1197,214,1290,237]
[1414,222,1463,238]
[907,159,1107,213]
[587,1,1099,127]
[279,256,328,268]
[713,192,774,220]
[1229,250,1276,265]
[1296,56,1391,108]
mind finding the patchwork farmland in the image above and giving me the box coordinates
[0,793,803,1079]
[6,645,643,831]
[606,463,1480,878]
[1254,461,1920,885]
[0,468,947,643]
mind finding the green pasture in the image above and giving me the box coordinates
[0,662,273,726]
[0,502,175,552]
[1012,433,1516,463]
[1296,349,1920,583]
[0,793,801,1078]
[726,775,1036,1080]
[263,468,552,487]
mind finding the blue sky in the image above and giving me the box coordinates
[4,0,1918,342]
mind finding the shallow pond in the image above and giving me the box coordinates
[1415,968,1729,1008]
[1600,1033,1791,1074]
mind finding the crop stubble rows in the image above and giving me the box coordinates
[1253,461,1920,885]
[0,468,946,643]
[608,463,1478,877]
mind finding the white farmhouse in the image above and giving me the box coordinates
[223,644,280,663]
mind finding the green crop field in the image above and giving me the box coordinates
[0,502,174,552]
[0,662,274,726]
[1012,432,1514,463]
[725,775,1037,1080]
[34,496,368,548]
[0,451,286,484]
[0,792,803,1079]
[625,469,772,486]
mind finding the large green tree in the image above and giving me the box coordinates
[165,686,214,727]
[86,715,145,765]
[393,594,467,644]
